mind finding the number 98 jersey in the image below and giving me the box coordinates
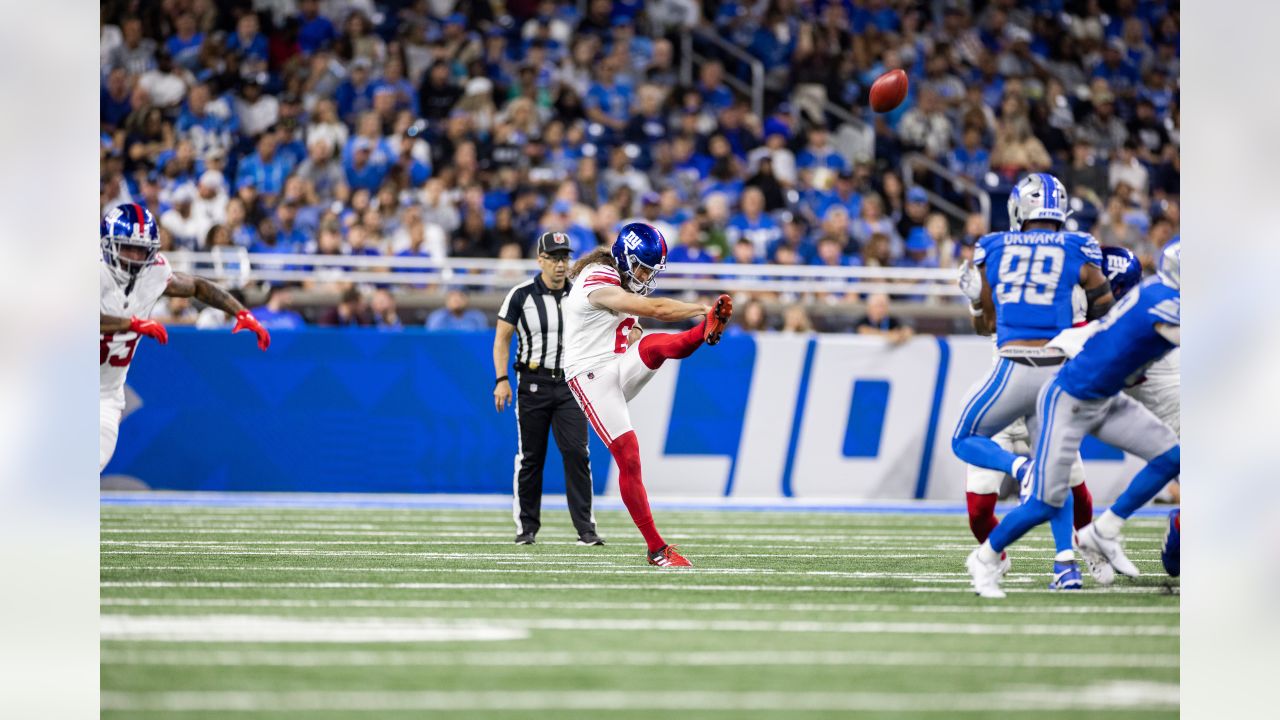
[100,254,172,395]
[974,230,1102,346]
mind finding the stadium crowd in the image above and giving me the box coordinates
[100,0,1180,330]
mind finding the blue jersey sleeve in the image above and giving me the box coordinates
[1072,232,1103,266]
[972,233,1000,267]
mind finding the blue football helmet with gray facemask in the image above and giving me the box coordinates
[611,222,668,296]
[1007,173,1070,231]
[101,203,160,283]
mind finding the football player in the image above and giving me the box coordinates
[100,204,270,472]
[1108,243,1181,504]
[952,174,1115,590]
[562,222,733,567]
[967,240,1180,597]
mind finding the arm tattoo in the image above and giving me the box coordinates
[192,277,246,315]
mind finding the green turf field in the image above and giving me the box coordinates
[101,502,1178,718]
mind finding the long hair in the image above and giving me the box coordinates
[569,246,617,281]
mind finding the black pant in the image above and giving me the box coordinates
[513,372,595,537]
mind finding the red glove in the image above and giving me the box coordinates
[233,310,271,350]
[129,316,168,345]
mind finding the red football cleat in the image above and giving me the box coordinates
[647,544,693,567]
[704,294,734,346]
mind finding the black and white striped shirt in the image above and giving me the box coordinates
[498,274,569,373]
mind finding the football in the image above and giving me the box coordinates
[869,69,909,112]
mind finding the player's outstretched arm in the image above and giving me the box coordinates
[1080,264,1115,321]
[102,313,168,344]
[589,286,708,323]
[101,314,133,334]
[164,273,270,350]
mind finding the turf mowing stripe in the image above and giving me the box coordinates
[100,648,1179,669]
[99,684,1179,712]
[101,614,1178,639]
[99,598,1178,614]
[100,580,1176,597]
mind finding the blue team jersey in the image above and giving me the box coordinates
[974,230,1102,345]
[1057,277,1180,400]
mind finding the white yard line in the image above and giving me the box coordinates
[99,528,1163,543]
[100,684,1179,712]
[100,597,1180,615]
[100,647,1179,669]
[101,579,1177,595]
[100,615,527,643]
[100,564,1167,583]
[99,613,1178,639]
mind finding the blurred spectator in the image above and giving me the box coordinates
[101,68,133,130]
[137,51,190,109]
[898,87,953,159]
[233,74,280,139]
[735,299,770,334]
[160,184,203,250]
[850,195,901,258]
[107,16,157,75]
[726,187,782,259]
[319,287,374,327]
[192,171,228,233]
[427,289,488,331]
[855,293,914,345]
[1109,141,1150,197]
[668,219,716,264]
[781,304,814,334]
[370,288,403,330]
[947,126,991,182]
[252,285,307,330]
[226,13,268,62]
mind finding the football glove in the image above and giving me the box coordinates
[233,310,271,350]
[957,260,983,303]
[129,316,168,345]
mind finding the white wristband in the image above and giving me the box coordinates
[968,304,984,317]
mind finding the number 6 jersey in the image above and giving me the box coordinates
[974,230,1102,346]
[100,254,172,395]
[562,263,638,380]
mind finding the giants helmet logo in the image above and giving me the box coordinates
[623,230,642,251]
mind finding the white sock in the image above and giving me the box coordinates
[1094,510,1125,538]
[1055,549,1075,563]
[978,541,1000,564]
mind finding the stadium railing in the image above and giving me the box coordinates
[902,152,993,224]
[680,27,765,118]
[167,250,966,299]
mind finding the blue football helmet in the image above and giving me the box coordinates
[1100,246,1142,300]
[611,222,668,296]
[101,203,160,280]
[1007,173,1069,231]
[1157,235,1180,291]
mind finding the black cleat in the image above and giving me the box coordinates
[577,532,606,546]
[514,533,536,545]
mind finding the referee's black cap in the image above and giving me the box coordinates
[537,231,572,256]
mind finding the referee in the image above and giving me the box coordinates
[493,232,602,546]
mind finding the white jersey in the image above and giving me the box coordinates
[100,254,173,396]
[1124,348,1180,434]
[562,263,637,380]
